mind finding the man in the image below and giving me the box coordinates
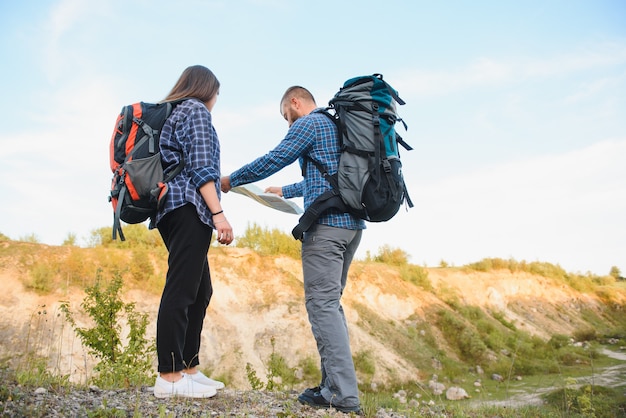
[221,86,365,413]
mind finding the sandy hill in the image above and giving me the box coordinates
[0,240,624,390]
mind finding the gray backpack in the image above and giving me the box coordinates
[109,100,185,241]
[292,74,413,240]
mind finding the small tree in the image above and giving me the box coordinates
[609,266,622,280]
[62,233,78,246]
[19,233,40,243]
[60,270,154,388]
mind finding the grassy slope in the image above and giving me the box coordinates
[1,233,626,416]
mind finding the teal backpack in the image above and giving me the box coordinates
[292,74,414,240]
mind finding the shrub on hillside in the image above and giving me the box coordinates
[595,287,621,305]
[27,262,55,293]
[464,257,517,272]
[527,262,567,280]
[491,310,516,331]
[399,264,431,290]
[236,223,300,258]
[370,245,410,266]
[548,334,571,349]
[19,233,40,243]
[610,266,622,280]
[457,328,489,362]
[130,248,155,282]
[88,225,165,249]
[573,328,597,342]
[436,309,488,363]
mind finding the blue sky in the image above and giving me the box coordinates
[1,0,624,275]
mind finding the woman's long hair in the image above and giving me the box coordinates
[163,65,219,103]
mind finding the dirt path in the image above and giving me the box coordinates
[470,348,626,408]
[575,348,626,388]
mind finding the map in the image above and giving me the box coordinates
[230,184,304,215]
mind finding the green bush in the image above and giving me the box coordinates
[130,248,155,282]
[60,271,154,388]
[462,257,615,285]
[297,356,321,384]
[527,261,567,280]
[19,233,40,243]
[399,264,431,290]
[15,356,69,389]
[595,287,621,304]
[27,262,55,293]
[89,225,165,250]
[609,266,622,280]
[548,334,571,349]
[436,309,488,362]
[573,327,597,342]
[245,336,301,391]
[491,310,516,330]
[236,223,301,258]
[372,245,410,266]
[354,349,376,378]
[544,383,626,418]
[62,233,78,246]
[457,328,489,362]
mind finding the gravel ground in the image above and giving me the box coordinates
[0,381,426,418]
[0,384,369,418]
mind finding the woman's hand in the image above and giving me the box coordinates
[213,214,233,245]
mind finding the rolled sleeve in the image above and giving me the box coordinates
[190,166,219,188]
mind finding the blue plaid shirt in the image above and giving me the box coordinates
[155,98,221,228]
[230,109,365,231]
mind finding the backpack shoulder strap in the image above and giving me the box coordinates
[160,98,190,182]
[300,108,340,189]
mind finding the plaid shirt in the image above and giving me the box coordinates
[230,109,365,231]
[155,99,221,228]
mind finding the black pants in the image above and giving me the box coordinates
[156,203,213,373]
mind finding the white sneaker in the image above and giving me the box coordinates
[186,371,225,389]
[153,374,217,398]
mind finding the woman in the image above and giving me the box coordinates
[152,65,233,398]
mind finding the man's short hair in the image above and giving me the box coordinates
[281,86,316,106]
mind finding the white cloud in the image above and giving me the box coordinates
[564,72,626,104]
[395,42,626,97]
[523,42,626,78]
[43,0,87,79]
[41,0,111,81]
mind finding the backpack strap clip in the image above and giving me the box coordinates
[291,189,346,240]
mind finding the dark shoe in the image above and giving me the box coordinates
[302,386,321,397]
[298,390,361,414]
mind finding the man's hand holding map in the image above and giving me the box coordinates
[230,184,303,215]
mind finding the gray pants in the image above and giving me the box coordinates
[302,224,362,408]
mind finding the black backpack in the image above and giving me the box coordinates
[292,74,413,240]
[108,100,185,241]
